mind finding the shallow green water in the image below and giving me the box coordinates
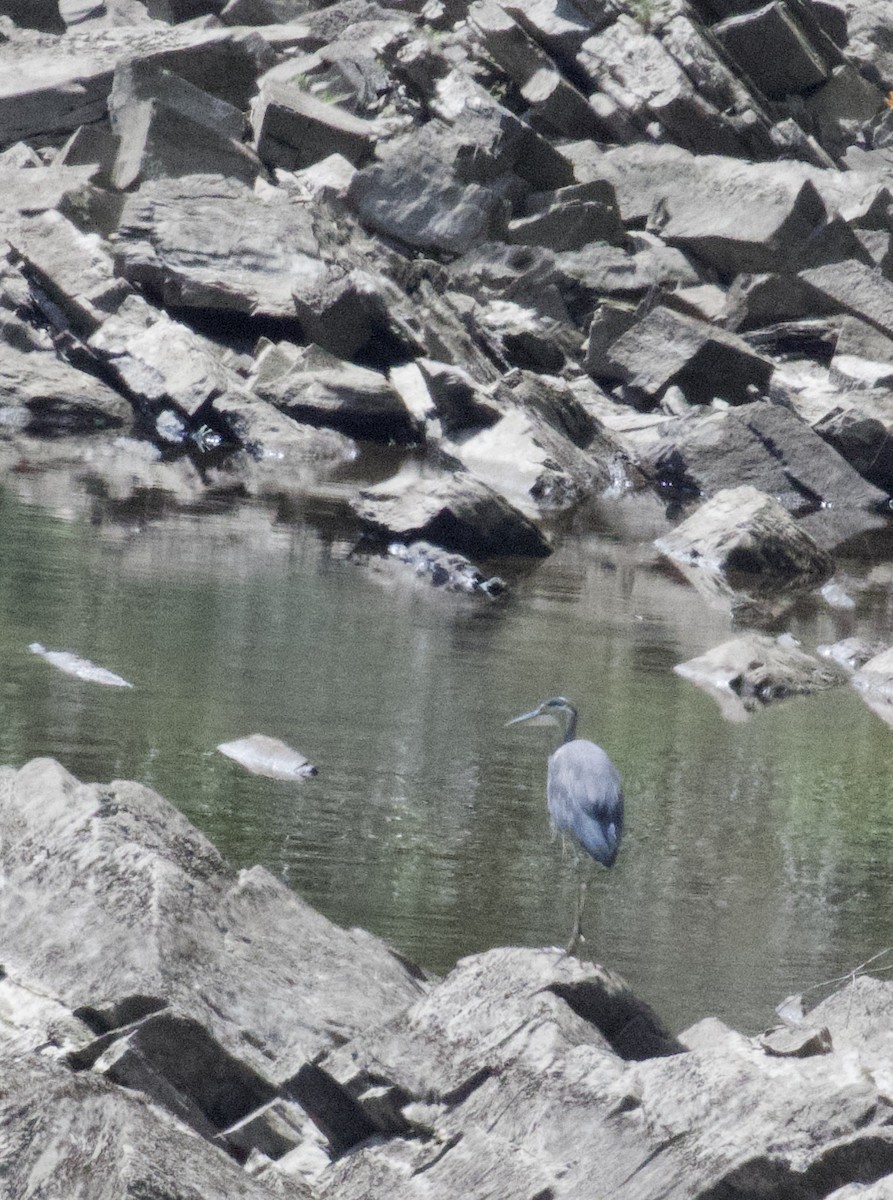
[2,475,893,1035]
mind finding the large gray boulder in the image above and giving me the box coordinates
[655,484,834,592]
[0,758,426,1084]
[641,401,890,514]
[345,151,509,257]
[350,463,552,557]
[588,303,774,405]
[112,175,321,320]
[0,1052,303,1200]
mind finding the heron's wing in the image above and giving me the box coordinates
[547,741,624,866]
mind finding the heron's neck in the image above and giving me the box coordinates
[563,707,578,743]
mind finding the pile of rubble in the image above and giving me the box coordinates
[1,0,893,588]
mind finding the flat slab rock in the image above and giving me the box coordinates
[0,758,426,1083]
[112,175,323,320]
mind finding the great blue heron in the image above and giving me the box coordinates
[507,697,624,955]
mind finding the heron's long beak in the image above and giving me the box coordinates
[505,705,548,728]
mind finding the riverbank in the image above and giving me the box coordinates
[3,756,893,1199]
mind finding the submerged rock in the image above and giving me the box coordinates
[28,641,133,687]
[674,632,844,720]
[217,733,318,780]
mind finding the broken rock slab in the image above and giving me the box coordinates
[0,1051,307,1200]
[313,945,893,1200]
[112,174,322,320]
[0,339,134,438]
[641,401,890,515]
[655,484,834,592]
[252,80,378,172]
[800,259,893,341]
[351,462,552,558]
[674,632,844,721]
[0,757,426,1084]
[251,343,420,444]
[442,403,610,519]
[107,59,261,190]
[345,150,509,257]
[590,304,773,406]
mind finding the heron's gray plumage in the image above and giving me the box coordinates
[548,739,623,866]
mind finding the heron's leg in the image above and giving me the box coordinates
[565,878,588,957]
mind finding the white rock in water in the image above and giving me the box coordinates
[28,643,133,688]
[216,734,318,780]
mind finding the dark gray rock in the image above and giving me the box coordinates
[251,343,420,444]
[252,81,378,172]
[346,150,509,256]
[656,484,834,592]
[575,14,758,157]
[650,175,830,276]
[674,632,843,719]
[590,304,774,406]
[0,0,65,32]
[641,401,889,513]
[142,0,225,17]
[220,0,312,22]
[289,265,423,363]
[390,357,502,437]
[713,2,830,100]
[800,259,893,340]
[351,463,552,557]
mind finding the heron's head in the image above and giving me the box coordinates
[506,696,577,730]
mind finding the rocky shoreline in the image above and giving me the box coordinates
[3,755,893,1199]
[4,0,893,695]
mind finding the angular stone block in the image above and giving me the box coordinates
[596,305,774,405]
[346,153,508,256]
[108,61,259,189]
[713,2,830,100]
[656,485,834,588]
[252,81,377,172]
[351,463,552,557]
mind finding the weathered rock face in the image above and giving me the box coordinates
[655,484,834,593]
